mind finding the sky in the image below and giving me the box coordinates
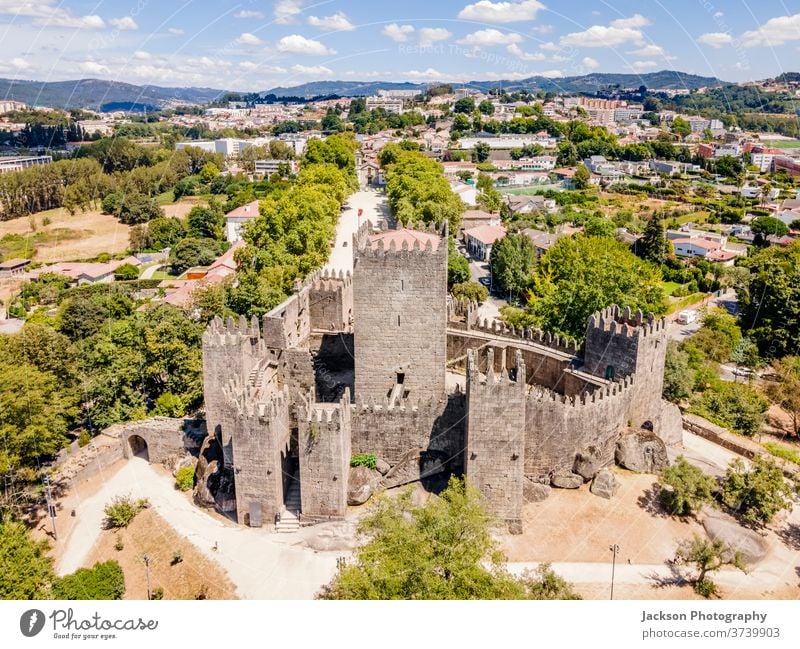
[0,0,799,91]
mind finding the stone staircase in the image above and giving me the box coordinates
[275,477,301,533]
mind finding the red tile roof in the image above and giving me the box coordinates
[224,200,260,220]
[464,223,507,245]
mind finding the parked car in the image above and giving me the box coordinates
[479,277,491,287]
[732,367,755,378]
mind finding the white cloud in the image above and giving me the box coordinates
[630,60,657,71]
[531,24,553,34]
[740,13,800,48]
[539,41,558,51]
[537,69,563,78]
[307,12,354,31]
[133,50,151,60]
[276,34,335,55]
[697,32,733,48]
[80,60,110,75]
[235,10,264,19]
[628,44,666,56]
[714,11,724,18]
[402,68,444,80]
[610,14,651,29]
[11,57,31,70]
[457,1,545,23]
[0,1,106,29]
[458,28,522,46]
[168,27,184,35]
[561,25,645,47]
[274,0,303,24]
[383,23,414,42]
[291,64,333,76]
[418,27,452,47]
[110,16,138,30]
[240,61,287,73]
[507,43,545,60]
[236,32,264,45]
[582,56,599,70]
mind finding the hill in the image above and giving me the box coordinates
[0,78,229,111]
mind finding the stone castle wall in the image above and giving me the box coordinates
[308,271,353,332]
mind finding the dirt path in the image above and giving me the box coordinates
[58,458,340,599]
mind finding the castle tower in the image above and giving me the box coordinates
[298,389,352,520]
[353,223,448,404]
[583,305,668,430]
[465,347,527,534]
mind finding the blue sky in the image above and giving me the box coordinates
[0,1,799,90]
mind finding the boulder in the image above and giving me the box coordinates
[347,465,380,505]
[375,458,391,476]
[172,454,197,477]
[382,448,447,489]
[701,506,769,565]
[523,478,551,502]
[551,472,582,489]
[658,401,684,447]
[590,469,620,499]
[615,429,669,473]
[573,446,605,481]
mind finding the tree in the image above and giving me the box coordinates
[764,356,800,436]
[451,113,471,134]
[660,456,716,516]
[490,233,536,299]
[103,496,149,529]
[663,341,694,402]
[721,456,794,526]
[526,235,667,340]
[693,381,768,437]
[582,216,615,237]
[452,281,488,303]
[674,534,745,598]
[750,216,789,246]
[447,237,470,286]
[670,116,691,140]
[318,476,580,600]
[638,214,671,264]
[0,517,55,599]
[738,241,800,357]
[52,561,125,600]
[147,217,186,249]
[115,192,164,225]
[199,162,219,182]
[169,238,225,275]
[471,142,491,163]
[187,204,225,240]
[114,263,140,281]
[573,163,590,189]
[478,100,495,116]
[453,97,475,114]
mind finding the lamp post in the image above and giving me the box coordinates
[609,544,620,600]
[143,554,151,601]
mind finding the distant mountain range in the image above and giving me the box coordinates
[264,71,727,98]
[0,70,748,110]
[0,78,228,111]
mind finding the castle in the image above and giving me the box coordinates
[201,221,673,533]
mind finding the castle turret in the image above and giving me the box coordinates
[465,347,527,534]
[353,223,448,404]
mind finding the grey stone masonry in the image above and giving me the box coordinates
[299,390,352,520]
[466,347,527,533]
[353,221,448,405]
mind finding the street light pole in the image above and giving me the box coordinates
[143,554,151,601]
[609,544,620,600]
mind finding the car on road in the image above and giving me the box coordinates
[732,367,755,378]
[478,277,491,287]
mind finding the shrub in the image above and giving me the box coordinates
[52,560,125,600]
[721,456,794,526]
[175,466,195,492]
[660,456,717,516]
[451,281,488,303]
[103,496,149,529]
[150,586,164,600]
[350,453,378,470]
[762,442,800,467]
[171,550,183,566]
[77,429,91,447]
[113,263,140,281]
[691,382,768,437]
[114,535,124,552]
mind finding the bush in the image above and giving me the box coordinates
[150,586,164,600]
[691,382,768,437]
[171,550,183,566]
[659,456,716,516]
[77,429,91,447]
[114,535,124,552]
[103,496,149,529]
[762,442,800,467]
[451,281,488,303]
[350,453,377,470]
[721,456,794,526]
[175,466,195,492]
[52,560,125,600]
[113,263,140,281]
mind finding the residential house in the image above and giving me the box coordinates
[224,200,260,243]
[464,224,506,261]
[505,194,556,217]
[0,258,30,277]
[451,181,478,207]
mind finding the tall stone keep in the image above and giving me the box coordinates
[465,347,527,534]
[353,224,448,404]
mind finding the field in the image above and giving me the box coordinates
[0,198,201,263]
[761,140,800,150]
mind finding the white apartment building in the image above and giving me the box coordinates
[0,155,53,174]
[255,159,299,176]
[365,96,404,114]
[0,100,26,114]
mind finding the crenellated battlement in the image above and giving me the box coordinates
[203,314,264,349]
[447,297,479,329]
[468,318,581,356]
[528,374,635,407]
[223,376,290,424]
[467,347,527,388]
[307,388,352,425]
[586,305,668,339]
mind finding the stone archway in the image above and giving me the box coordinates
[127,434,149,461]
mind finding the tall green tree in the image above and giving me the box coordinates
[0,518,54,599]
[660,456,716,516]
[638,214,672,264]
[721,457,794,527]
[489,233,536,299]
[573,163,591,190]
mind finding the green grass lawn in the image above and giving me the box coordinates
[150,270,177,280]
[154,190,176,205]
[673,210,711,225]
[761,140,800,150]
[660,281,682,296]
[763,442,800,466]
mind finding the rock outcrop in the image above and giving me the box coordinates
[701,506,769,565]
[551,472,583,489]
[574,446,605,481]
[658,401,684,447]
[347,465,380,505]
[590,469,620,499]
[615,429,669,473]
[524,477,551,502]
